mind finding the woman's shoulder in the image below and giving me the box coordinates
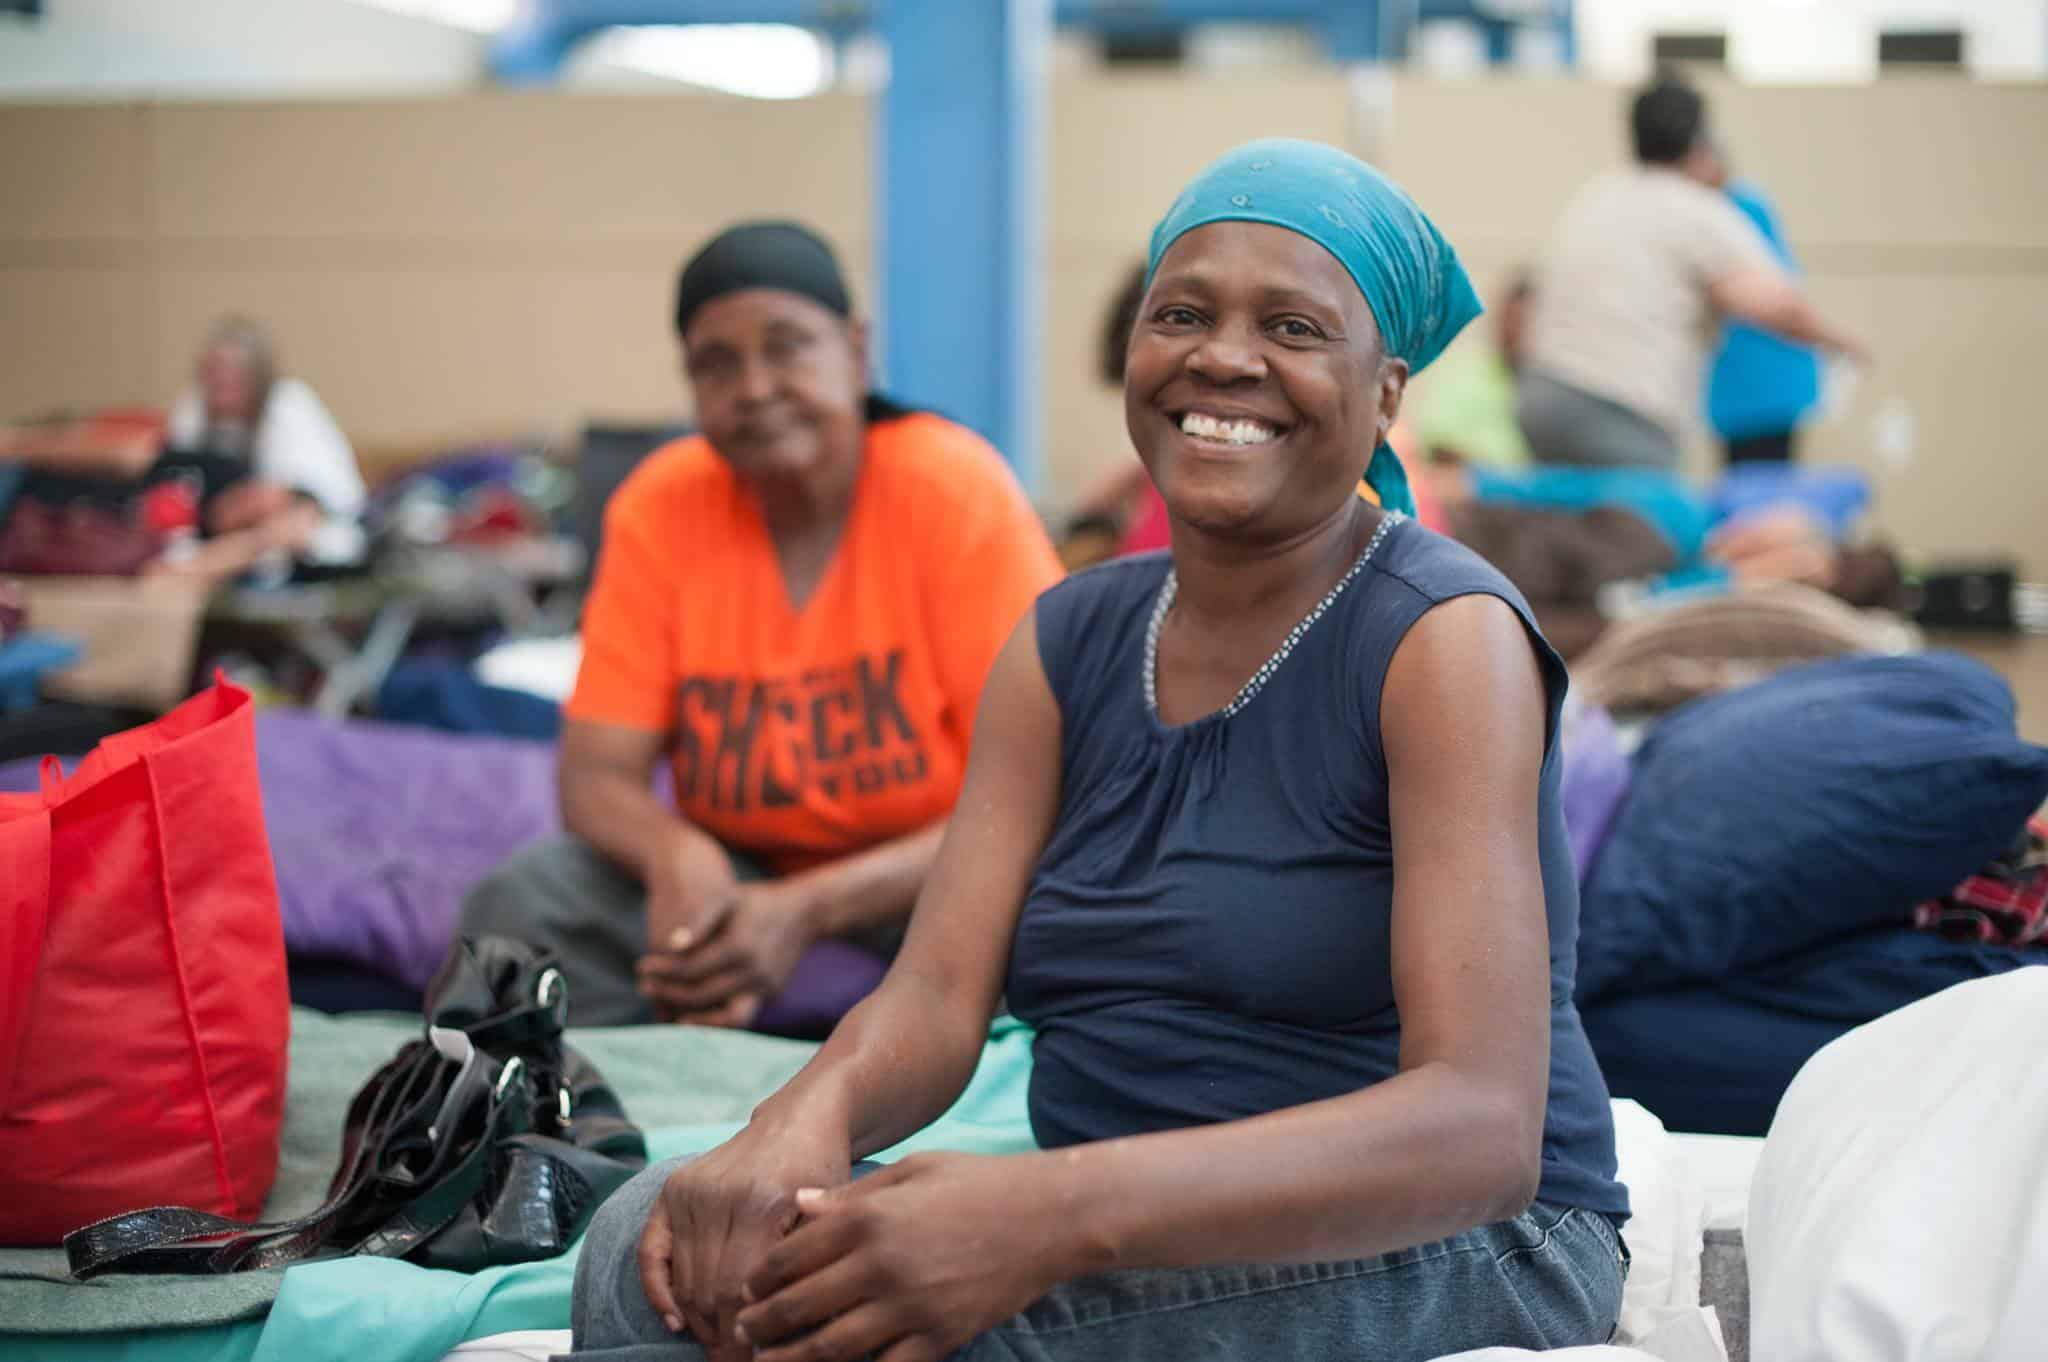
[1033,553,1168,687]
[1367,516,1537,621]
[865,405,1015,490]
[261,376,347,427]
[605,433,732,525]
[265,375,323,407]
[1042,552,1168,611]
[1351,518,1565,710]
[863,409,1049,550]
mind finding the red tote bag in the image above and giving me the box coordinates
[0,679,289,1245]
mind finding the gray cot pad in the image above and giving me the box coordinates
[0,1008,813,1337]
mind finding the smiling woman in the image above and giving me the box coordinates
[567,145,1628,1362]
[1130,223,1397,540]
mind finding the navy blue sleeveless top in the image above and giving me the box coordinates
[1006,515,1628,1219]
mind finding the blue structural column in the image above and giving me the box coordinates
[1552,0,1576,68]
[1319,0,1399,62]
[877,0,1049,488]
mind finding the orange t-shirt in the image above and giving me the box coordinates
[568,410,1064,873]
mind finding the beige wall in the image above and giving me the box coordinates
[3,77,2044,572]
[0,92,871,465]
[1044,71,1360,507]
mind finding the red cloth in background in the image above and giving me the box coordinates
[1914,812,2048,947]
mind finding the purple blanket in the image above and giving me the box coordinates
[254,711,563,988]
[1561,701,1632,883]
[6,702,1626,1014]
[3,710,560,991]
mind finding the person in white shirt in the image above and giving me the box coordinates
[1517,74,1865,471]
[167,315,366,522]
[157,316,366,577]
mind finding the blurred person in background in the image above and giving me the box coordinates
[169,314,365,523]
[463,221,1063,1034]
[1060,262,1162,561]
[1705,176,1824,464]
[1411,269,1534,470]
[21,314,378,584]
[1517,72,1863,471]
[0,317,364,581]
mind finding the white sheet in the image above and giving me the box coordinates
[442,1330,568,1362]
[1437,1306,1726,1361]
[454,1325,1730,1362]
[1608,1099,1706,1343]
[1666,1133,1762,1234]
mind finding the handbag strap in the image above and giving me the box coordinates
[65,1041,445,1278]
[63,1205,295,1278]
[333,1091,520,1265]
[456,1001,562,1061]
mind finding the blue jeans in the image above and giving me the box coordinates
[567,1156,1627,1360]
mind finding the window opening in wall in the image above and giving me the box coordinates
[1879,30,1965,71]
[1103,29,1188,66]
[1650,32,1728,70]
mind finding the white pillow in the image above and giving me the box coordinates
[474,635,583,702]
[1748,967,2048,1362]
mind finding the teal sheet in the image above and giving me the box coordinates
[4,1009,1038,1362]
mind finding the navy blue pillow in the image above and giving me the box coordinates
[1577,652,2048,1003]
[1581,928,2045,1135]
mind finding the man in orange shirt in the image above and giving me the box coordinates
[462,222,1063,1033]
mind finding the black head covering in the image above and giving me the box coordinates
[673,221,852,337]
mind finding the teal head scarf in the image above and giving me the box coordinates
[1145,138,1483,516]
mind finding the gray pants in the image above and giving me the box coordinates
[461,836,896,1033]
[460,836,667,1027]
[1517,370,1681,471]
[567,1156,1627,1360]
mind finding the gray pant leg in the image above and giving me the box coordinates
[569,1156,699,1358]
[459,835,654,1026]
[1517,371,1681,470]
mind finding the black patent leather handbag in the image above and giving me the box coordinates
[64,936,648,1278]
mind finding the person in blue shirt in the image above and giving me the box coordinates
[565,139,1627,1362]
[1706,179,1824,464]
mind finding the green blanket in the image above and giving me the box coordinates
[1,1008,1038,1362]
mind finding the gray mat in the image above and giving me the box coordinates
[1700,1228,1749,1362]
[0,1008,813,1336]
